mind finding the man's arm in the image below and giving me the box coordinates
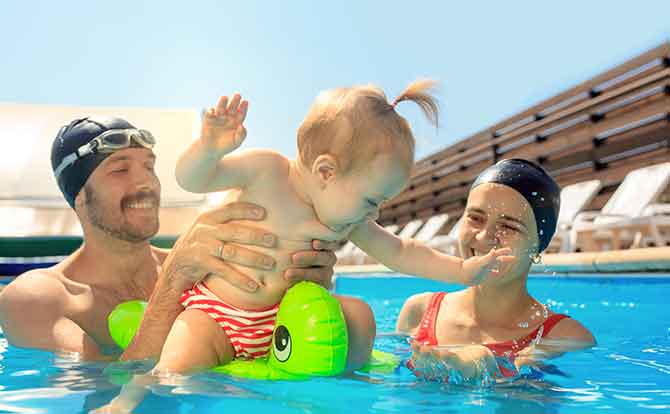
[119,203,339,361]
[0,271,109,360]
[120,202,275,361]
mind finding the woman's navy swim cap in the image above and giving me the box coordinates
[471,158,561,253]
[51,117,138,208]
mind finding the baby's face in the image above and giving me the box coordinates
[313,154,410,234]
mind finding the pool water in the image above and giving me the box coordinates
[0,275,668,413]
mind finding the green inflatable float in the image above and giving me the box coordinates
[108,281,399,380]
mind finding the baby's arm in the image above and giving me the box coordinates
[350,221,514,285]
[177,94,266,193]
[97,309,233,413]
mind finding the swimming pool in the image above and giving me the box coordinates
[0,274,668,413]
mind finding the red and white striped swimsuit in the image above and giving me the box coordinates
[179,282,279,359]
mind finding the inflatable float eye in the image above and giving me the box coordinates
[273,325,292,362]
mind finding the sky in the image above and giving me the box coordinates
[1,0,669,161]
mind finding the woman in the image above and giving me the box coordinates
[396,158,595,381]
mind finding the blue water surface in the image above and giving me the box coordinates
[0,274,668,414]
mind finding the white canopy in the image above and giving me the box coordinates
[0,102,211,236]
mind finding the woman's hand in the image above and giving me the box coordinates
[411,342,501,382]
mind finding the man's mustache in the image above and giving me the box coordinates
[121,190,161,208]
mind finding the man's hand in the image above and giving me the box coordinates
[200,93,248,155]
[284,240,338,290]
[161,201,277,294]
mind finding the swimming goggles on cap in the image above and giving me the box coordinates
[54,129,156,179]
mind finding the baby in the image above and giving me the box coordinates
[99,80,513,412]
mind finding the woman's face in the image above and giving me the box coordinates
[458,183,540,282]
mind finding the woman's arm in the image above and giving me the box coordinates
[396,292,432,334]
[411,318,596,381]
[514,318,596,369]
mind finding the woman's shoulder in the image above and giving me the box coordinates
[396,291,439,334]
[545,312,596,347]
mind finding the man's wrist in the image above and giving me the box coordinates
[149,275,186,313]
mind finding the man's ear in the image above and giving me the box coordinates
[74,190,86,211]
[312,154,339,188]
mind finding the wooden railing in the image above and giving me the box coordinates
[380,43,670,233]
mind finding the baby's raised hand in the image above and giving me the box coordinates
[200,93,249,154]
[461,247,516,285]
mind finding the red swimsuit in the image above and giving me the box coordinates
[410,292,569,378]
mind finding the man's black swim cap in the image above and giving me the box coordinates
[471,158,561,252]
[51,117,138,208]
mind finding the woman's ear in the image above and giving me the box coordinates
[312,154,339,188]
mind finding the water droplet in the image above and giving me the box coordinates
[539,230,544,236]
[531,191,538,196]
[517,321,529,328]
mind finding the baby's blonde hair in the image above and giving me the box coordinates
[297,79,439,174]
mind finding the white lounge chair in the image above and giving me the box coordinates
[571,162,670,251]
[411,214,450,243]
[547,179,602,252]
[427,216,464,256]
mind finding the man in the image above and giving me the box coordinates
[0,117,374,369]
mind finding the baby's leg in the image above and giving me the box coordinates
[97,309,235,413]
[156,308,235,373]
[334,295,376,371]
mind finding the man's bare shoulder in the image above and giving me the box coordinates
[0,267,69,313]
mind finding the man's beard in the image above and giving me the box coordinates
[84,184,160,242]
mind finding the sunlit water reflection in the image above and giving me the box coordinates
[0,275,667,413]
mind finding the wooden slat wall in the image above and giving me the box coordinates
[380,43,670,234]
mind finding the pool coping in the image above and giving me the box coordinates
[335,246,670,276]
